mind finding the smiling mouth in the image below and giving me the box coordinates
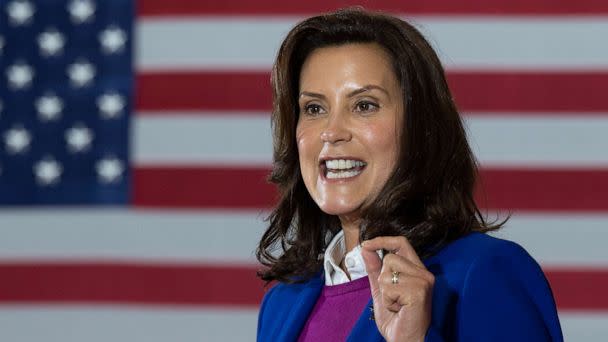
[321,159,367,180]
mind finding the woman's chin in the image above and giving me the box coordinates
[317,202,362,218]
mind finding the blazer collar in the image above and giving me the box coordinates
[275,271,383,341]
[275,271,324,341]
[347,298,384,341]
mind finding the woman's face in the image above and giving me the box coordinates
[296,43,404,223]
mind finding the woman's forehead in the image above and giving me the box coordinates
[299,43,398,94]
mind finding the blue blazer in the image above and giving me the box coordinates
[257,232,563,341]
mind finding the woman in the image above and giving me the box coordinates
[256,8,563,342]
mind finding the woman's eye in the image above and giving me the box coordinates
[355,101,379,112]
[303,104,324,115]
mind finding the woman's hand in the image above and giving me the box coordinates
[361,236,435,342]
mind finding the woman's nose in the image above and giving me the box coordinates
[320,112,352,144]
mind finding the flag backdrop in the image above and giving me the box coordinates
[1,0,607,341]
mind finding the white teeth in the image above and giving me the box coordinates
[324,159,365,179]
[327,169,362,179]
[325,159,365,170]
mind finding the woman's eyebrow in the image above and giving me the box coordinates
[348,85,389,97]
[299,85,388,100]
[299,91,326,100]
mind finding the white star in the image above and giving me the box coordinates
[6,0,35,26]
[4,125,31,154]
[97,92,125,119]
[6,62,34,89]
[36,93,63,121]
[65,124,94,153]
[68,0,95,24]
[34,157,62,186]
[99,26,127,54]
[67,60,95,87]
[38,29,65,56]
[96,157,124,184]
[0,35,5,55]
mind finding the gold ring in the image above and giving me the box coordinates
[391,271,400,284]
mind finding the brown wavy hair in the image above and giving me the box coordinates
[256,7,504,283]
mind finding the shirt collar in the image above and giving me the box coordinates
[323,230,369,286]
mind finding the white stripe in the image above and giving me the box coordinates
[134,113,272,166]
[0,210,607,267]
[0,209,266,263]
[464,114,608,167]
[134,113,608,167]
[0,307,604,342]
[490,214,608,268]
[560,312,608,342]
[0,306,258,342]
[137,17,608,71]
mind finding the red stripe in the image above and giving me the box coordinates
[0,262,605,310]
[478,168,608,212]
[545,267,608,311]
[137,71,608,113]
[137,72,272,113]
[138,0,608,16]
[133,166,608,211]
[448,72,608,113]
[0,263,264,306]
[132,166,276,209]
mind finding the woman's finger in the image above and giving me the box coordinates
[379,274,434,308]
[361,243,383,300]
[381,253,434,282]
[381,290,401,313]
[362,236,424,267]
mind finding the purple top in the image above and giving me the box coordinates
[297,276,372,341]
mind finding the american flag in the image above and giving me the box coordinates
[0,1,607,341]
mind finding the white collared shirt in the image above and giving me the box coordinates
[323,230,369,286]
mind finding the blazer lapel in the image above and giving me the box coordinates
[275,272,324,341]
[347,298,384,341]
